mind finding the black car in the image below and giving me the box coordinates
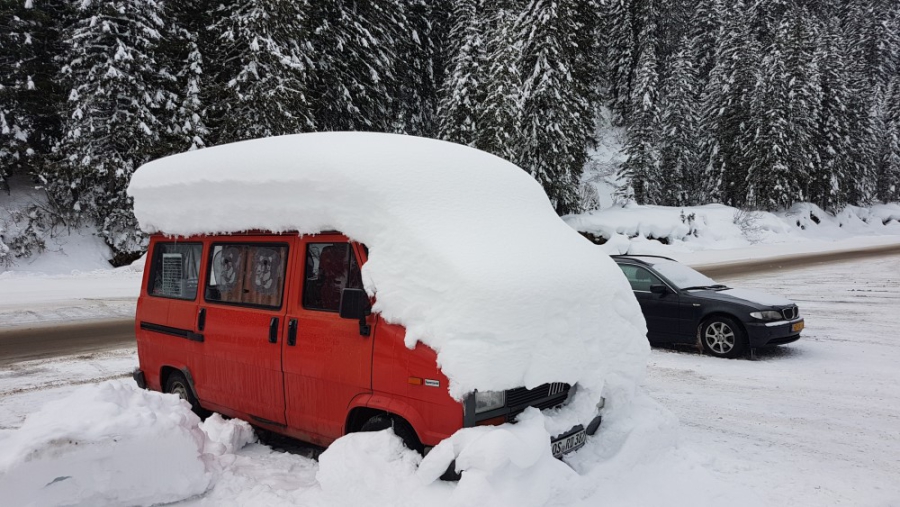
[613,255,804,358]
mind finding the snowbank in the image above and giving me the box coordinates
[565,202,900,257]
[128,133,648,404]
[0,381,215,507]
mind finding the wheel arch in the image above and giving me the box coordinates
[345,395,426,445]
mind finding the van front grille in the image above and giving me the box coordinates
[506,382,571,409]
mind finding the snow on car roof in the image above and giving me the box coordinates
[128,132,648,400]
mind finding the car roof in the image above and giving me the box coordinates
[611,254,678,266]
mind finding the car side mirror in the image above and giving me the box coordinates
[650,284,669,295]
[339,288,371,336]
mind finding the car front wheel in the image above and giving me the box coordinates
[699,316,747,358]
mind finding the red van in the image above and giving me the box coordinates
[133,231,600,458]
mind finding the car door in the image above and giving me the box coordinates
[617,263,681,342]
[281,235,374,444]
[198,237,292,426]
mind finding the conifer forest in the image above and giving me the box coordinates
[1,0,899,260]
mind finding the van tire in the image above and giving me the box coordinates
[359,414,424,454]
[164,371,209,419]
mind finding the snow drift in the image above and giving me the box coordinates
[0,381,214,507]
[128,133,648,405]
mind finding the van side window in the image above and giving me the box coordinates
[618,264,663,292]
[149,243,202,300]
[303,243,363,311]
[206,243,289,309]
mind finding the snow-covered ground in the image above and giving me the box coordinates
[1,252,898,506]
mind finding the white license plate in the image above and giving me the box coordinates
[551,429,586,458]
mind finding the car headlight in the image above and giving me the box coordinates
[474,390,506,413]
[750,310,782,321]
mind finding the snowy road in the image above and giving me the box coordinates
[645,255,900,505]
[0,256,898,505]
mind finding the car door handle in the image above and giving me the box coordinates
[197,308,206,332]
[269,317,279,344]
[287,319,298,346]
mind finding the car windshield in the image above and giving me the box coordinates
[649,259,723,290]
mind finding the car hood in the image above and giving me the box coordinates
[687,287,794,310]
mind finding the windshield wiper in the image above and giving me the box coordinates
[681,284,728,291]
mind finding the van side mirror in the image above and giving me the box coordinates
[339,288,371,336]
[650,284,669,295]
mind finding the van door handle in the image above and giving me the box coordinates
[287,319,298,346]
[269,317,279,343]
[197,308,206,332]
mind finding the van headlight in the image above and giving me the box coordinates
[750,311,782,321]
[474,390,506,413]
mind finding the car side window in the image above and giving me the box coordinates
[205,243,288,309]
[618,264,663,292]
[303,242,363,312]
[149,243,202,300]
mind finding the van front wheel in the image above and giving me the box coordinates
[359,414,424,454]
[164,371,208,418]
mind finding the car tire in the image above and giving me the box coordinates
[359,414,424,454]
[164,370,209,418]
[699,316,747,359]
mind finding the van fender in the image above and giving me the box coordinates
[347,393,431,444]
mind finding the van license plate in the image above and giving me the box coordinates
[551,429,586,458]
[792,321,804,332]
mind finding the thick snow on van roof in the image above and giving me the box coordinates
[128,132,647,403]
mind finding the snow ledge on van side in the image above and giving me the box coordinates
[127,132,649,408]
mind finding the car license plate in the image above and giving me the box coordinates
[551,428,586,458]
[792,320,804,332]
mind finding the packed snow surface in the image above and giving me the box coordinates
[128,132,648,403]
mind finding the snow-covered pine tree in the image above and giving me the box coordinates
[437,0,485,146]
[163,0,212,151]
[305,0,402,132]
[699,1,758,207]
[0,0,67,189]
[50,0,176,258]
[514,0,595,214]
[476,2,522,162]
[599,0,634,122]
[618,0,661,205]
[811,17,854,211]
[875,76,900,202]
[208,0,315,144]
[391,0,444,136]
[658,35,702,206]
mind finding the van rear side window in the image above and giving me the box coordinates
[205,243,288,309]
[149,243,202,300]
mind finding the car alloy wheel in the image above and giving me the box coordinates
[704,321,735,354]
[700,316,747,359]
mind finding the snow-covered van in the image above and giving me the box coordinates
[127,133,647,468]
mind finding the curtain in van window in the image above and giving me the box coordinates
[206,244,288,308]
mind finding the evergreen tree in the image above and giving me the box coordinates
[811,17,853,210]
[619,0,661,205]
[514,0,594,213]
[658,36,701,206]
[699,2,758,207]
[208,0,315,144]
[875,77,900,202]
[437,0,484,145]
[305,0,402,132]
[0,0,67,188]
[50,0,176,256]
[392,0,444,136]
[599,0,635,121]
[476,2,522,161]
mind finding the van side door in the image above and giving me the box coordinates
[282,235,374,445]
[198,237,292,426]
